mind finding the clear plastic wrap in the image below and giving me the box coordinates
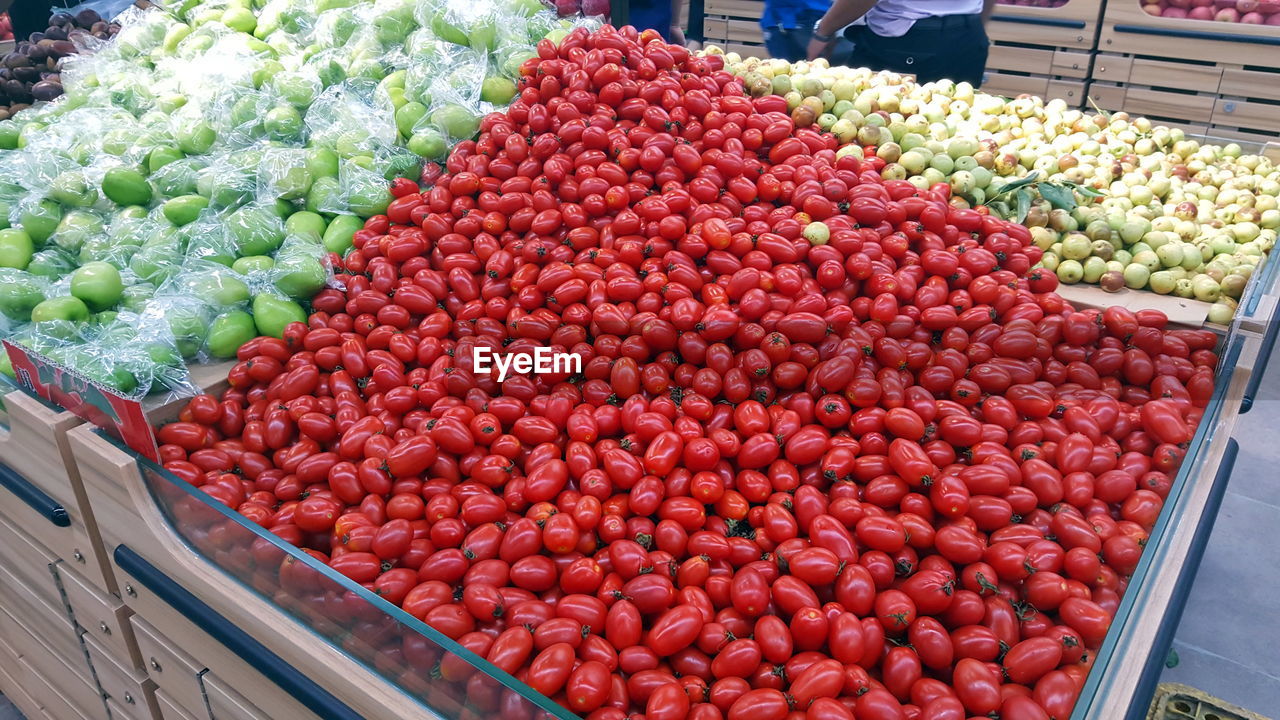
[0,0,563,398]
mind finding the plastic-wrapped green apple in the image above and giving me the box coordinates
[49,171,98,208]
[178,122,216,155]
[233,256,275,274]
[1056,259,1083,283]
[264,106,303,141]
[431,105,479,140]
[481,77,517,106]
[286,211,327,240]
[31,296,90,323]
[405,129,445,160]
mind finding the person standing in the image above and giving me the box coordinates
[761,0,853,63]
[627,0,688,43]
[806,0,995,86]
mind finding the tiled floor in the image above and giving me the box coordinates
[1160,359,1280,717]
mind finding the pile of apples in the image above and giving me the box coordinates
[712,54,1280,321]
[1143,0,1280,25]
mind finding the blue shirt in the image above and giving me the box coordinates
[762,0,833,29]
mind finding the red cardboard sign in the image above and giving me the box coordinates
[3,341,160,463]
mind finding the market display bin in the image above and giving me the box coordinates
[1099,0,1280,70]
[988,0,1107,49]
[1095,0,1280,134]
[702,0,766,59]
[0,375,119,595]
[51,314,1262,720]
[67,423,576,720]
[978,0,1100,105]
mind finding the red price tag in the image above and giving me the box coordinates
[4,341,160,463]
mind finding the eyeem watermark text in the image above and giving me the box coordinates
[473,346,583,382]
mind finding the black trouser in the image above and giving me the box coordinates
[843,14,989,86]
[8,0,63,42]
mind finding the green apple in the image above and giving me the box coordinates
[70,262,125,312]
[252,294,306,338]
[0,228,34,269]
[102,167,154,206]
[31,296,91,323]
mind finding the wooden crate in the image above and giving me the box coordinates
[701,0,764,46]
[988,0,1108,50]
[721,42,769,59]
[702,17,764,45]
[1099,1,1280,71]
[1090,52,1280,134]
[982,71,1088,105]
[987,44,1093,79]
[982,40,1092,106]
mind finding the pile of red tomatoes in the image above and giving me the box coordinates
[157,24,1218,720]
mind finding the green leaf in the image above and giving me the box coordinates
[1074,185,1106,199]
[986,200,1011,220]
[996,171,1041,196]
[1016,188,1032,224]
[1039,182,1077,211]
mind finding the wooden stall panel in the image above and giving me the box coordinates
[1219,68,1280,103]
[1050,49,1092,79]
[1212,97,1280,134]
[155,689,207,720]
[85,632,161,720]
[132,617,209,718]
[0,391,83,507]
[201,674,269,720]
[1,603,105,720]
[0,466,111,593]
[62,563,144,671]
[982,71,1052,98]
[0,512,64,609]
[13,656,101,720]
[1127,58,1222,94]
[0,562,84,669]
[1099,4,1280,71]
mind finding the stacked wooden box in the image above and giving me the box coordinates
[1092,2,1280,143]
[982,0,1105,107]
[702,0,767,58]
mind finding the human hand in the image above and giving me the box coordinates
[807,36,834,60]
[669,25,686,45]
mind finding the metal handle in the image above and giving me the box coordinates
[990,14,1085,29]
[1114,23,1280,46]
[0,462,70,527]
[1123,439,1238,720]
[1242,319,1280,413]
[113,545,364,720]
